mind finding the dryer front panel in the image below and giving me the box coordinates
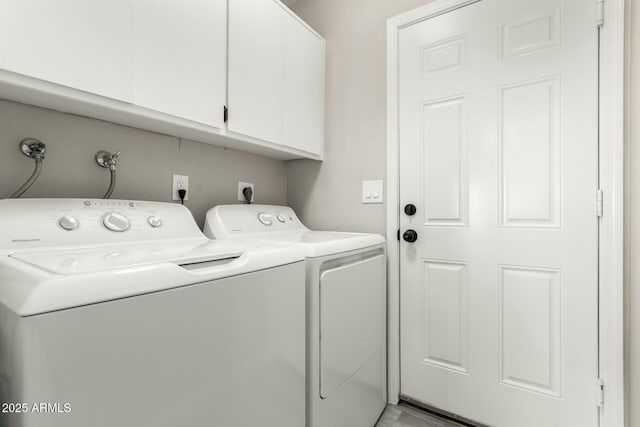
[319,254,385,399]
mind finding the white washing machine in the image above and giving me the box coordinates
[0,199,306,427]
[204,204,387,427]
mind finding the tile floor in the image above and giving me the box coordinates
[375,404,467,427]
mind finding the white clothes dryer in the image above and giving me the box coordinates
[0,199,306,427]
[204,204,387,427]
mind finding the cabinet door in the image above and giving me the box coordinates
[228,0,285,144]
[0,0,133,102]
[134,0,227,128]
[283,15,325,156]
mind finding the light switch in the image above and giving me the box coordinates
[362,180,384,204]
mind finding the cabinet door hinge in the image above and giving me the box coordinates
[597,189,604,217]
[223,106,228,123]
[597,378,605,407]
[596,0,605,27]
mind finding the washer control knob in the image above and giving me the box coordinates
[103,212,131,232]
[257,212,273,226]
[58,215,79,231]
[276,214,286,223]
[147,216,163,228]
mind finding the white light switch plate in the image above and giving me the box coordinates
[362,180,384,204]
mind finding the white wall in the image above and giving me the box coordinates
[0,100,287,228]
[292,0,640,425]
[288,0,433,235]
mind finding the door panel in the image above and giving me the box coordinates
[421,260,468,373]
[421,95,468,226]
[499,77,560,227]
[398,0,598,425]
[499,266,562,396]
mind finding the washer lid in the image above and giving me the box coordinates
[0,239,304,316]
[9,238,242,275]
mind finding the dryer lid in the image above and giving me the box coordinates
[244,230,385,258]
[204,204,385,258]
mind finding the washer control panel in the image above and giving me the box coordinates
[0,199,204,249]
[54,202,156,233]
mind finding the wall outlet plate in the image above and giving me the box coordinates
[172,174,189,201]
[238,181,254,202]
[362,180,384,204]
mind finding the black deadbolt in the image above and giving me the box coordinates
[403,229,418,243]
[404,204,417,216]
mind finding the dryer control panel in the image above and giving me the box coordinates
[0,199,204,250]
[204,204,308,239]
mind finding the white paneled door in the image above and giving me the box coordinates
[398,0,599,426]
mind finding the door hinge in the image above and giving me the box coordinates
[597,378,605,407]
[597,189,604,217]
[596,0,605,27]
[223,105,228,123]
[397,229,400,241]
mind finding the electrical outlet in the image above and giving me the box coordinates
[172,174,189,201]
[238,181,254,202]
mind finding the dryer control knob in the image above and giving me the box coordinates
[58,215,79,231]
[258,212,273,226]
[276,214,286,223]
[147,216,163,228]
[103,212,131,232]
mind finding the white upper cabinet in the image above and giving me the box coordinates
[134,0,227,128]
[0,0,134,102]
[0,0,324,160]
[228,0,285,145]
[228,0,325,157]
[283,14,325,156]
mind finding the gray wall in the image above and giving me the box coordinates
[0,99,287,228]
[288,0,433,235]
[292,0,640,425]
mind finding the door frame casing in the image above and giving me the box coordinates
[385,1,625,426]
